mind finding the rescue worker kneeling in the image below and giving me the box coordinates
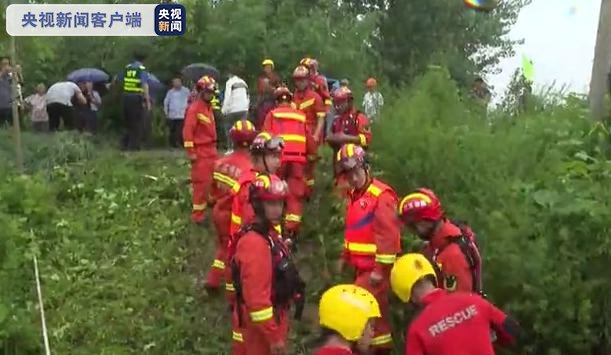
[314,284,381,355]
[336,143,401,353]
[231,174,305,355]
[390,253,521,355]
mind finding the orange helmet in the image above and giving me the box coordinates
[366,77,377,88]
[273,85,293,101]
[292,65,310,80]
[300,57,318,71]
[250,174,288,201]
[398,188,444,224]
[229,119,258,146]
[250,132,284,155]
[196,75,216,92]
[332,86,353,103]
[336,143,367,173]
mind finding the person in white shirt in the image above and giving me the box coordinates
[24,83,49,132]
[46,81,86,131]
[163,77,190,148]
[221,72,250,146]
[362,77,384,123]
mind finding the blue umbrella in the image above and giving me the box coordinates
[67,68,110,83]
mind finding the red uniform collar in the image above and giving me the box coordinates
[349,178,374,200]
[429,219,462,249]
[421,288,447,306]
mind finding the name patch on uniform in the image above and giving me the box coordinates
[428,304,477,337]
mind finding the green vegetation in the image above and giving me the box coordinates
[1,70,610,354]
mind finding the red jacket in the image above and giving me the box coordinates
[311,73,331,110]
[343,179,402,276]
[405,289,516,355]
[183,99,217,157]
[330,108,372,149]
[424,220,473,293]
[211,149,253,213]
[234,227,289,345]
[315,346,354,355]
[229,169,259,236]
[257,72,281,96]
[263,104,308,163]
[293,88,326,130]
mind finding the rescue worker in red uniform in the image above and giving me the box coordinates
[315,284,381,355]
[230,174,305,355]
[183,75,218,224]
[390,253,521,355]
[205,119,258,291]
[262,86,308,242]
[327,86,372,177]
[292,65,326,193]
[300,57,332,111]
[398,188,483,295]
[335,143,401,353]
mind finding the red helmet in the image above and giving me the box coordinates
[250,132,284,155]
[250,174,288,201]
[332,86,353,103]
[196,75,216,92]
[292,65,310,80]
[273,85,293,101]
[398,188,444,224]
[336,143,367,173]
[300,57,318,72]
[229,119,258,146]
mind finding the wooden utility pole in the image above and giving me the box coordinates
[589,0,611,120]
[8,0,24,172]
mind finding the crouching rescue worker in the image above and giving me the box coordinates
[390,253,521,355]
[336,143,401,353]
[230,174,306,355]
[183,75,218,224]
[315,284,381,355]
[398,188,483,295]
[205,119,258,290]
[263,86,308,244]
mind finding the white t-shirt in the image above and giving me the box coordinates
[221,75,250,115]
[46,81,82,106]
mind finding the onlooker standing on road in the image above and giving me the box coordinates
[46,81,86,131]
[122,52,151,151]
[362,77,384,123]
[221,71,249,147]
[24,83,49,132]
[0,56,12,128]
[163,76,190,148]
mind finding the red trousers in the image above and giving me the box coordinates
[190,147,216,223]
[240,307,289,355]
[305,127,322,196]
[354,269,393,349]
[206,205,231,288]
[231,307,246,355]
[278,161,306,234]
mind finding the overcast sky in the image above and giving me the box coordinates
[489,0,601,100]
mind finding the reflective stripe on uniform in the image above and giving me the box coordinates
[212,259,225,269]
[344,241,377,254]
[184,141,194,148]
[359,133,367,146]
[306,179,315,186]
[324,99,332,106]
[316,112,326,119]
[371,333,392,345]
[232,331,244,342]
[273,224,282,234]
[279,134,306,143]
[213,172,238,189]
[299,98,315,110]
[231,213,242,225]
[250,306,273,322]
[285,214,302,223]
[375,254,396,264]
[197,113,212,123]
[193,204,206,211]
[274,112,306,122]
[225,282,235,291]
[367,183,382,197]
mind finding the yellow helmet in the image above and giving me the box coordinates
[319,284,381,341]
[390,253,437,303]
[262,59,274,68]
